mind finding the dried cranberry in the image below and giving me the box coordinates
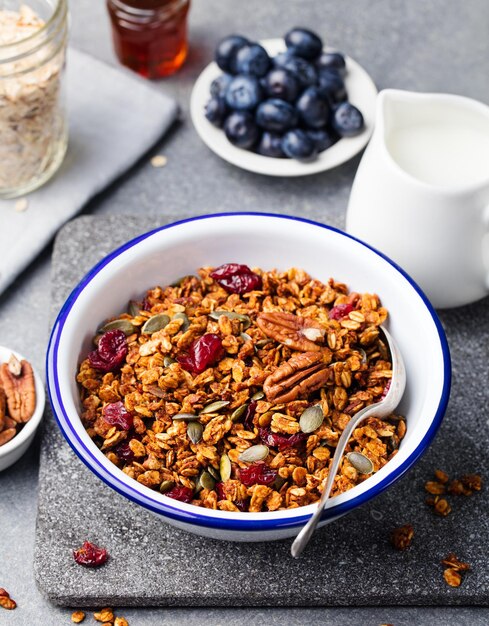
[88,329,128,372]
[259,427,307,451]
[381,380,391,399]
[210,263,262,294]
[215,481,226,500]
[177,333,224,374]
[329,303,354,320]
[102,401,133,431]
[234,498,248,512]
[73,541,108,567]
[142,297,152,311]
[114,441,135,461]
[164,485,194,503]
[239,462,277,487]
[243,400,257,431]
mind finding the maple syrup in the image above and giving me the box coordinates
[106,0,190,79]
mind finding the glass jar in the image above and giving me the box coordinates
[106,0,190,79]
[0,0,68,199]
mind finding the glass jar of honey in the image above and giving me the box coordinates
[106,0,190,79]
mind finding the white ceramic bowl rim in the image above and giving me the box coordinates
[46,212,451,531]
[0,346,45,460]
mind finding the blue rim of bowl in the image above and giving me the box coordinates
[46,212,451,531]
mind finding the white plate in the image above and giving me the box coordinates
[190,38,378,177]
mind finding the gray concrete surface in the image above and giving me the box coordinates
[1,0,489,623]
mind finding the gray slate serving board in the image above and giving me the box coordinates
[35,215,489,607]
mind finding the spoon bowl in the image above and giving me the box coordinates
[291,326,406,557]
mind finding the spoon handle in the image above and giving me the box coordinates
[290,401,381,558]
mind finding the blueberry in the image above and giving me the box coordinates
[282,56,318,88]
[317,69,347,103]
[262,68,300,102]
[215,35,249,74]
[257,131,285,158]
[331,102,364,137]
[273,50,294,68]
[316,51,346,77]
[210,73,233,98]
[234,43,271,77]
[224,111,260,149]
[205,97,228,127]
[285,28,323,61]
[306,129,336,152]
[296,86,330,129]
[256,99,298,133]
[281,129,318,161]
[225,75,262,111]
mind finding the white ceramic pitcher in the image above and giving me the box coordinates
[346,89,489,308]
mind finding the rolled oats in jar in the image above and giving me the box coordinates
[0,1,68,198]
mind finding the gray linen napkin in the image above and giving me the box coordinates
[0,48,178,296]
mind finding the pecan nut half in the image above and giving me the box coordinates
[0,428,16,446]
[256,312,326,352]
[0,360,36,423]
[264,351,331,403]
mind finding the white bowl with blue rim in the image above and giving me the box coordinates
[46,213,450,541]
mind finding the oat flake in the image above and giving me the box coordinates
[151,155,168,168]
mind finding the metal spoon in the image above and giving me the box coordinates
[291,326,406,558]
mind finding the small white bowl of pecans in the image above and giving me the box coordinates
[0,346,45,471]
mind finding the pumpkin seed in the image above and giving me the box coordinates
[172,312,190,332]
[238,444,269,462]
[347,451,374,475]
[141,313,170,334]
[220,453,232,481]
[200,400,230,415]
[231,404,247,422]
[128,300,141,317]
[207,466,221,481]
[251,390,265,401]
[299,405,324,433]
[171,275,195,287]
[172,413,200,421]
[163,356,176,367]
[187,421,203,444]
[201,470,216,491]
[240,332,252,342]
[209,310,251,329]
[101,319,137,335]
[273,475,287,491]
[195,470,215,493]
[359,348,368,364]
[160,480,175,494]
[146,385,166,399]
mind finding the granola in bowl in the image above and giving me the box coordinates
[76,263,406,513]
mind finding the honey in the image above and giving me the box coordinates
[106,0,190,79]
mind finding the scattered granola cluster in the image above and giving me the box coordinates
[390,524,414,551]
[390,469,482,588]
[0,353,37,446]
[0,588,16,611]
[71,608,128,625]
[441,553,470,588]
[425,469,482,517]
[77,265,405,512]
